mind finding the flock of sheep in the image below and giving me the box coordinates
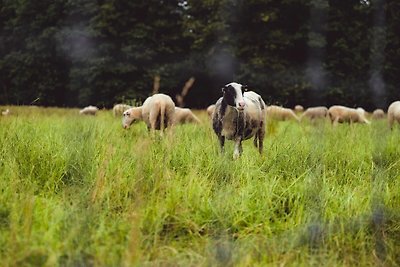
[3,83,400,159]
[103,82,400,158]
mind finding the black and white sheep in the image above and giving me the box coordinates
[212,82,266,159]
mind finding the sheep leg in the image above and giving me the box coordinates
[149,108,159,136]
[333,118,339,127]
[233,138,242,159]
[257,127,265,154]
[218,135,225,153]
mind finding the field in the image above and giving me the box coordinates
[1,106,400,266]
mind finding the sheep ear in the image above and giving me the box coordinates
[242,85,248,92]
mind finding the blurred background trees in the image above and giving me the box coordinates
[0,0,399,109]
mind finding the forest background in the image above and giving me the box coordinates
[0,0,398,109]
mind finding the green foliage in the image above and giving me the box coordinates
[0,0,399,109]
[0,106,400,265]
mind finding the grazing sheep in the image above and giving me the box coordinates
[294,105,304,113]
[328,105,370,125]
[300,106,328,122]
[113,104,132,117]
[79,105,99,115]
[266,105,300,122]
[207,104,216,118]
[212,82,266,159]
[372,109,385,120]
[1,109,10,116]
[122,93,175,133]
[173,107,201,125]
[387,101,400,128]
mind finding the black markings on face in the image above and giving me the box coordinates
[222,85,237,107]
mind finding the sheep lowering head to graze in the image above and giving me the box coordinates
[387,101,400,129]
[328,105,370,125]
[1,109,10,116]
[173,107,200,125]
[300,106,328,122]
[79,105,99,115]
[113,104,132,117]
[122,93,175,134]
[372,109,385,120]
[206,104,216,118]
[212,82,266,159]
[266,105,300,122]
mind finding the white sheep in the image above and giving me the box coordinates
[266,105,300,122]
[113,104,132,117]
[122,93,175,133]
[328,105,370,125]
[300,106,328,122]
[1,109,10,116]
[294,105,304,113]
[372,109,385,120]
[387,101,400,129]
[212,82,266,159]
[206,104,216,118]
[173,107,200,125]
[79,105,99,115]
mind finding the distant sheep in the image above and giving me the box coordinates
[207,104,216,118]
[173,107,200,125]
[328,105,370,125]
[212,82,266,159]
[388,101,400,129]
[1,109,10,116]
[266,105,300,122]
[372,109,385,120]
[122,93,175,133]
[294,105,304,113]
[113,104,132,117]
[300,106,328,122]
[79,105,99,115]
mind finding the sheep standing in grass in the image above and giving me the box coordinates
[113,104,132,117]
[79,105,99,115]
[1,109,10,116]
[207,104,216,118]
[300,106,328,122]
[212,82,266,159]
[388,101,400,129]
[122,94,175,133]
[328,105,370,125]
[266,105,300,122]
[173,107,200,125]
[372,109,385,120]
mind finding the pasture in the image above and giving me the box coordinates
[0,106,399,266]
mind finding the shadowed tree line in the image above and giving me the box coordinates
[0,0,399,109]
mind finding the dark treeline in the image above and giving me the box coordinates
[0,0,399,109]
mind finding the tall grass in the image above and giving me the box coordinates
[0,106,399,266]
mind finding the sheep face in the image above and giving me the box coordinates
[122,108,140,129]
[222,82,246,111]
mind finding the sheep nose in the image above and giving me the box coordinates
[238,102,246,109]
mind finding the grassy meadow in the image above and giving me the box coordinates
[0,105,400,266]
